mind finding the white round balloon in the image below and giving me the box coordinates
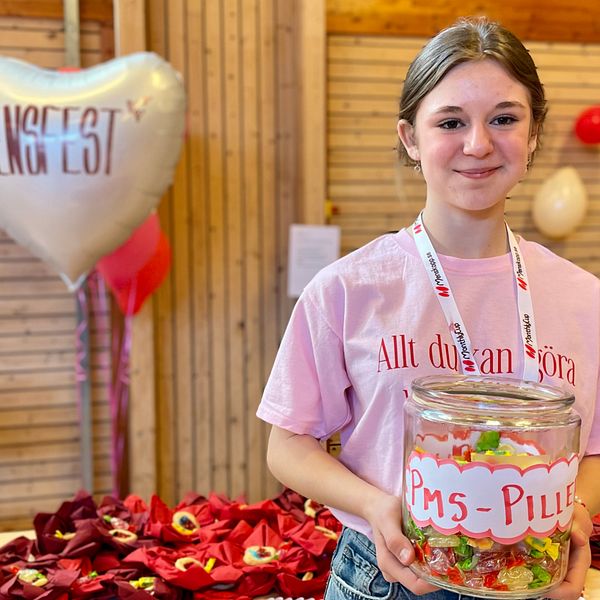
[532,166,588,239]
[0,52,185,290]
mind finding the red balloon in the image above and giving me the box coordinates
[574,105,600,145]
[110,230,172,315]
[96,212,161,287]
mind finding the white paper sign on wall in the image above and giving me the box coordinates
[287,224,340,298]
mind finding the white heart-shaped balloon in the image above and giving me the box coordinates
[532,166,588,239]
[0,52,185,289]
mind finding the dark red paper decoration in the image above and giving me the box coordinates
[0,489,342,600]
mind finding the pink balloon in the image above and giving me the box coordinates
[96,212,161,287]
[574,105,600,145]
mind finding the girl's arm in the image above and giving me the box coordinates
[546,454,599,600]
[266,425,438,594]
[573,454,600,516]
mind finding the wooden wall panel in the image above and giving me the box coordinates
[0,16,113,531]
[327,0,600,43]
[327,35,600,277]
[141,0,302,506]
[112,0,157,505]
[2,3,597,524]
[0,1,112,22]
[0,16,112,65]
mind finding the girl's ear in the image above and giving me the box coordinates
[528,133,538,155]
[528,123,538,155]
[397,119,420,161]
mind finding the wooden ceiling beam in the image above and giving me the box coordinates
[327,0,600,43]
[0,0,113,22]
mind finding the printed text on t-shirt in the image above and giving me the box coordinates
[377,333,575,385]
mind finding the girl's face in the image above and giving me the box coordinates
[398,59,537,216]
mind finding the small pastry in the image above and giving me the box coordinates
[17,568,48,587]
[130,576,156,591]
[104,515,129,530]
[172,510,200,535]
[304,498,317,518]
[109,528,138,543]
[243,545,279,565]
[54,529,76,540]
[174,556,203,571]
[315,524,338,540]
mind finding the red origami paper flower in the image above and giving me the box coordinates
[284,518,338,557]
[124,546,215,590]
[0,536,34,567]
[0,562,79,599]
[97,495,150,535]
[112,575,180,599]
[122,495,149,516]
[277,568,329,599]
[33,491,98,556]
[145,495,211,544]
[0,487,342,600]
[218,499,284,529]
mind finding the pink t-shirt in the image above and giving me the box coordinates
[257,229,600,538]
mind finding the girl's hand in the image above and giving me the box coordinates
[364,493,439,595]
[545,503,593,600]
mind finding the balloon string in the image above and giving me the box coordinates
[79,271,107,492]
[126,275,139,316]
[75,287,89,383]
[111,315,132,497]
[75,277,94,492]
[110,277,138,497]
[87,270,139,497]
[87,269,130,498]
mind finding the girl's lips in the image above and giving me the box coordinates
[456,167,501,179]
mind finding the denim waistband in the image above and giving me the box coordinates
[325,527,494,600]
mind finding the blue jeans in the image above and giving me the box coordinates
[324,527,487,600]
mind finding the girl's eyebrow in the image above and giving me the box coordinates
[432,101,528,114]
[432,105,463,114]
[496,100,528,110]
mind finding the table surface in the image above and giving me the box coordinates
[0,530,597,598]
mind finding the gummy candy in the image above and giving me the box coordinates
[403,431,570,597]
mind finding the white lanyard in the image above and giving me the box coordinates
[412,211,539,381]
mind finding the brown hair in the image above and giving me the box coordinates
[398,17,547,165]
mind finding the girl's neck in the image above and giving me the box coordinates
[419,205,509,259]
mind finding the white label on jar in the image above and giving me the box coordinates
[405,451,578,544]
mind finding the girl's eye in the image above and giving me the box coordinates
[493,115,517,126]
[439,119,463,130]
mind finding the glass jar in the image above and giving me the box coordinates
[402,375,581,599]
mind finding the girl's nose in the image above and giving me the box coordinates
[464,123,493,157]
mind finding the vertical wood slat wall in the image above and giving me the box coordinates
[328,36,600,276]
[0,16,113,530]
[144,0,297,506]
[8,8,597,526]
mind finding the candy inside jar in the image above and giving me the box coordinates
[402,376,581,599]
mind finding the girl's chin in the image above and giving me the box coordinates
[428,197,508,214]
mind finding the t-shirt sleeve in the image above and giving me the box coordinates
[256,291,352,440]
[584,361,600,456]
[583,285,600,456]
